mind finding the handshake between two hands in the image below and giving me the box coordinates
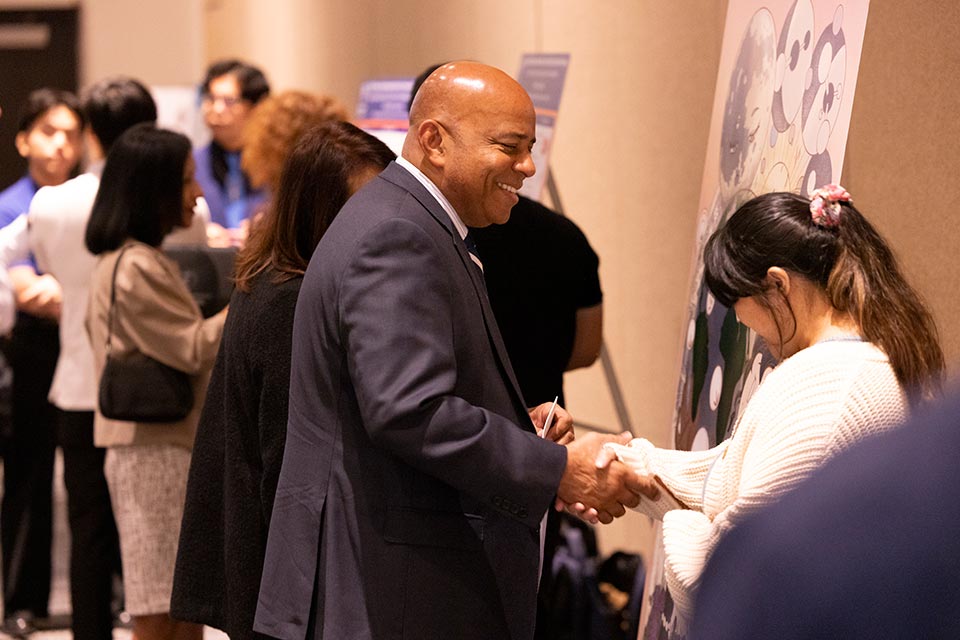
[529,402,660,525]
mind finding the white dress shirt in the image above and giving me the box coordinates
[28,169,101,411]
[0,214,30,334]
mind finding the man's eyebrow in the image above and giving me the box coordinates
[491,131,534,142]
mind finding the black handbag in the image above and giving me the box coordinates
[97,244,194,423]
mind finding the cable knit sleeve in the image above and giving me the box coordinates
[606,438,727,516]
[655,342,908,622]
[660,413,831,620]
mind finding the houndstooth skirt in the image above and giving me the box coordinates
[105,444,191,616]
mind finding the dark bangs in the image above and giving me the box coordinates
[703,223,766,308]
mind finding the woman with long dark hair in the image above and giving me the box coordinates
[85,123,227,640]
[595,185,944,627]
[171,121,395,640]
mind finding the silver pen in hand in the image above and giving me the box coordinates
[540,395,559,439]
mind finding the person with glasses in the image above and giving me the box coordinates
[194,60,270,247]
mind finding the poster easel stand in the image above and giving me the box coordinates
[546,167,634,436]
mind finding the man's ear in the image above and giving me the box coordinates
[417,120,446,169]
[766,266,791,296]
[15,132,30,159]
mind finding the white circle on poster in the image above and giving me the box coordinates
[691,427,711,452]
[710,365,723,411]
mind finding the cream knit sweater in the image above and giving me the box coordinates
[607,340,908,622]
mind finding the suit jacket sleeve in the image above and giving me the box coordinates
[341,216,567,529]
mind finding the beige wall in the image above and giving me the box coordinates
[79,0,204,86]
[0,0,203,97]
[30,0,958,558]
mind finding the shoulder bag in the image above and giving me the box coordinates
[98,244,194,422]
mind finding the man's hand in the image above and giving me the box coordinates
[529,402,574,444]
[11,266,61,320]
[206,222,232,248]
[556,432,659,524]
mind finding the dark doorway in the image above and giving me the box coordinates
[0,8,79,191]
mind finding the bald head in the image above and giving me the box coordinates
[403,62,536,227]
[409,62,528,125]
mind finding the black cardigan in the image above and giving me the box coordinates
[171,269,302,640]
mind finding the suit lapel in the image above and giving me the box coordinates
[452,236,530,420]
[381,163,531,426]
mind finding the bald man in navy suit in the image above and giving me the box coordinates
[254,62,655,640]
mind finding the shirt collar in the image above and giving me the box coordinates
[87,160,105,178]
[396,156,468,241]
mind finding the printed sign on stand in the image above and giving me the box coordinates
[516,53,570,201]
[355,77,415,156]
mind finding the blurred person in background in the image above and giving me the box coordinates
[28,77,158,640]
[692,388,960,639]
[0,87,84,637]
[234,89,348,243]
[84,124,226,640]
[172,120,394,640]
[194,60,270,247]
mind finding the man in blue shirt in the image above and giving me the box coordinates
[194,60,270,246]
[0,88,83,235]
[0,87,83,636]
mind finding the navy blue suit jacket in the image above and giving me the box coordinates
[692,391,960,639]
[254,162,568,640]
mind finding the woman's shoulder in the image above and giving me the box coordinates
[223,270,302,356]
[114,240,166,271]
[779,339,888,375]
[242,269,303,305]
[109,242,177,284]
[750,341,896,414]
[226,270,302,328]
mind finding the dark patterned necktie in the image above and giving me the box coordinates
[463,231,480,260]
[464,232,483,271]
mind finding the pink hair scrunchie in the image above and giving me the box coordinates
[809,184,851,228]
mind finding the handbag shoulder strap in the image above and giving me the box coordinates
[104,242,181,355]
[105,243,135,356]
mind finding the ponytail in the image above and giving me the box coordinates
[827,203,944,406]
[705,189,944,408]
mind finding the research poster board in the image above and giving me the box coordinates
[642,2,870,637]
[516,52,570,201]
[152,85,209,150]
[355,77,415,156]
